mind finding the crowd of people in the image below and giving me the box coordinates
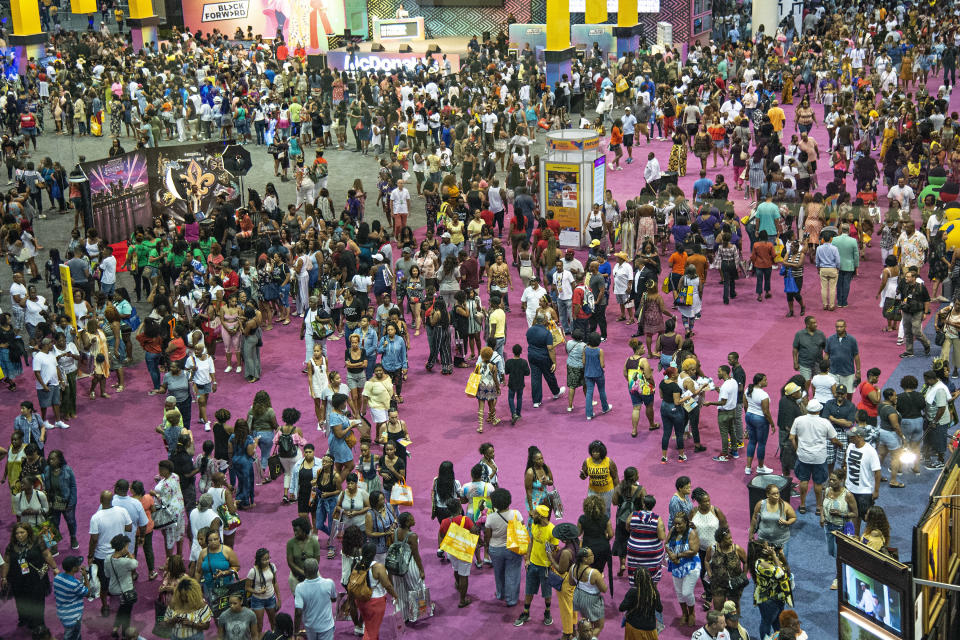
[1,0,960,639]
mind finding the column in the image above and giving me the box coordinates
[585,0,607,24]
[545,0,574,89]
[127,0,164,52]
[71,0,97,31]
[752,0,779,40]
[614,0,642,58]
[10,0,47,76]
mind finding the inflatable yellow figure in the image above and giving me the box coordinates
[939,204,960,250]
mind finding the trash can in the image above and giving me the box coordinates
[747,473,793,518]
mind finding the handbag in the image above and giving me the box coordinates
[464,364,482,397]
[727,572,750,592]
[35,520,63,549]
[345,431,358,448]
[547,569,566,591]
[390,483,414,506]
[151,499,178,530]
[505,513,530,556]
[217,503,242,532]
[439,516,479,563]
[936,330,946,346]
[267,454,283,480]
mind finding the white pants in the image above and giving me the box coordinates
[672,568,700,606]
[280,453,300,489]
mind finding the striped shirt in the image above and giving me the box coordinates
[53,573,88,626]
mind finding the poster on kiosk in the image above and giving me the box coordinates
[540,131,603,248]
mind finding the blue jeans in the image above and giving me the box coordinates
[660,402,686,451]
[746,413,770,462]
[315,495,338,537]
[145,351,163,390]
[837,270,854,306]
[49,507,78,539]
[584,376,609,418]
[508,388,523,417]
[254,430,274,469]
[62,623,81,640]
[177,397,193,429]
[490,545,522,605]
[824,522,843,557]
[758,598,784,639]
[755,266,771,294]
[557,299,572,334]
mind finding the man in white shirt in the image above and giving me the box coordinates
[611,252,634,322]
[294,558,339,639]
[643,152,661,189]
[706,365,741,461]
[9,272,27,330]
[621,107,638,164]
[887,176,916,213]
[112,479,148,556]
[389,179,411,234]
[99,245,117,296]
[790,399,841,514]
[520,278,549,327]
[34,338,69,429]
[844,426,882,535]
[88,490,133,614]
[553,265,576,335]
[561,248,584,274]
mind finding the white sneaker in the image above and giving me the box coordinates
[204,421,211,432]
[744,466,752,475]
[55,421,70,429]
[353,625,364,636]
[552,386,566,399]
[756,465,774,474]
[224,366,232,373]
[43,420,54,430]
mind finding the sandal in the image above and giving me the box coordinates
[327,547,336,559]
[889,481,905,488]
[799,505,807,514]
[815,508,822,516]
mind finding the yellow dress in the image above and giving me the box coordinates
[880,127,897,161]
[92,329,109,377]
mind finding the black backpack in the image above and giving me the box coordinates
[277,431,297,458]
[617,487,640,525]
[384,534,413,576]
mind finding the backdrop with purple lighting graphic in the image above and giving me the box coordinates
[80,150,151,245]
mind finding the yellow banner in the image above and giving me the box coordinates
[71,0,97,14]
[545,163,581,230]
[128,0,155,20]
[11,0,42,35]
[618,0,638,26]
[585,0,607,24]
[60,264,76,330]
[545,0,570,50]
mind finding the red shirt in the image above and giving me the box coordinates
[221,270,240,295]
[572,285,592,319]
[19,113,36,129]
[480,209,494,227]
[438,515,474,539]
[460,257,480,289]
[546,219,561,236]
[857,381,879,417]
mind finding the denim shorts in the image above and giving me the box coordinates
[195,382,212,395]
[525,563,551,598]
[876,428,902,451]
[793,460,828,484]
[249,594,277,610]
[630,390,654,407]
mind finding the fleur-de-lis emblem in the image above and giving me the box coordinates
[180,160,216,197]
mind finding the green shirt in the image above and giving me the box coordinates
[199,238,213,259]
[831,234,860,272]
[286,535,322,581]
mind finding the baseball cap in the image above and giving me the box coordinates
[442,232,451,239]
[806,399,823,413]
[589,239,601,248]
[835,384,848,395]
[849,426,870,438]
[373,253,384,261]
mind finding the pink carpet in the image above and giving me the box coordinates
[1,75,956,639]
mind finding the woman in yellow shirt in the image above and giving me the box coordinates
[580,440,619,517]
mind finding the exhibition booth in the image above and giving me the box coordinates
[834,446,960,640]
[539,129,605,248]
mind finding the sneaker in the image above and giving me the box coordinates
[55,421,70,429]
[744,466,753,475]
[43,420,54,430]
[586,415,593,420]
[70,537,79,550]
[757,465,774,474]
[543,614,553,626]
[533,402,542,408]
[731,451,740,459]
[552,386,566,399]
[224,365,232,373]
[661,456,668,464]
[926,459,946,470]
[204,421,211,432]
[735,441,744,449]
[510,414,518,425]
[713,455,730,462]
[626,158,634,164]
[353,625,364,636]
[601,405,613,415]
[514,613,530,627]
[567,406,573,412]
[678,454,687,462]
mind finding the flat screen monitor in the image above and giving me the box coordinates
[840,609,902,640]
[840,563,904,635]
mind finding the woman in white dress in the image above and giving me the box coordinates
[306,344,329,429]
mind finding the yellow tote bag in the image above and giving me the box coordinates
[505,515,530,556]
[439,517,478,563]
[464,364,482,397]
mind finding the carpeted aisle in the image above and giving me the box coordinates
[1,77,958,640]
